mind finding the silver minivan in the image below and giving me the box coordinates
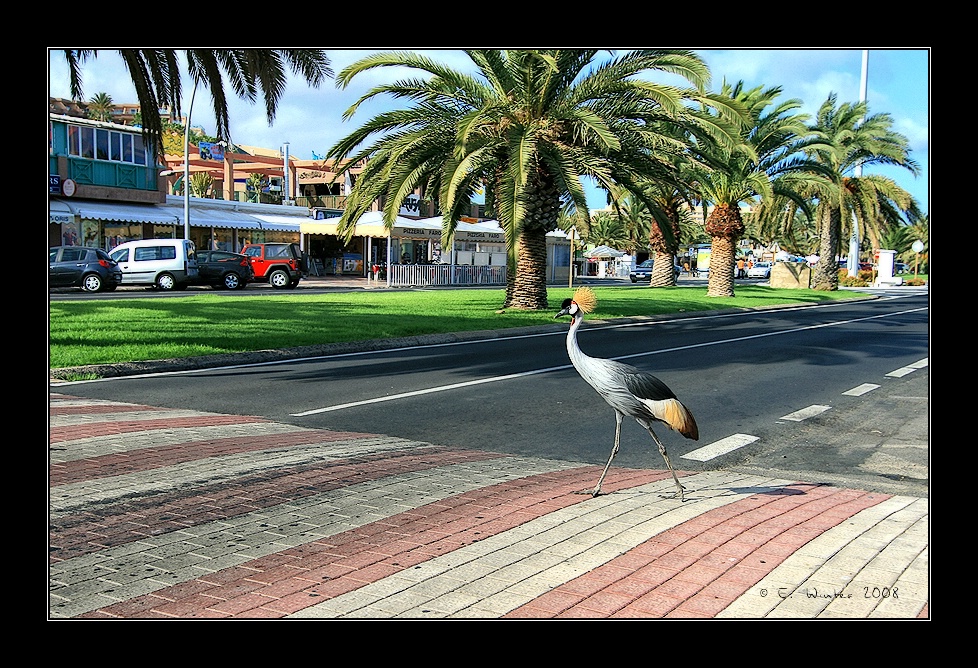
[109,239,199,290]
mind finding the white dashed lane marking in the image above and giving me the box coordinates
[687,357,926,463]
[681,433,759,462]
[843,383,880,397]
[780,405,832,422]
[886,358,928,378]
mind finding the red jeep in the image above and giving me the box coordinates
[241,242,304,289]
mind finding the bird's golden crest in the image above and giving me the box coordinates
[572,286,597,314]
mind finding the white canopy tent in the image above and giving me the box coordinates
[583,244,627,278]
[584,244,624,258]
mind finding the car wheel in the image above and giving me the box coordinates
[156,273,177,291]
[269,269,291,289]
[630,277,637,283]
[82,273,104,292]
[222,272,242,290]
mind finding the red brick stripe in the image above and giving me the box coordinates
[50,429,380,486]
[76,468,673,618]
[49,415,271,444]
[51,404,171,415]
[51,447,507,565]
[503,483,890,618]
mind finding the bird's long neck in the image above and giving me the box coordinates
[565,314,592,371]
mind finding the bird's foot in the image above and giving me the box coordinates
[659,485,686,502]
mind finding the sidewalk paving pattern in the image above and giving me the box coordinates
[49,391,928,619]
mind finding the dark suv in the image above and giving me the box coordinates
[195,250,255,290]
[49,246,123,292]
[241,243,304,289]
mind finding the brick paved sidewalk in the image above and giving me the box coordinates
[49,392,929,619]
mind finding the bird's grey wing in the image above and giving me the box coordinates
[621,365,698,439]
[620,365,678,401]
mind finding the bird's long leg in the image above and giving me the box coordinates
[579,411,624,497]
[646,426,685,501]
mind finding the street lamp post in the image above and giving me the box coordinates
[180,82,198,240]
[159,83,198,241]
[568,227,575,288]
[912,239,924,278]
[848,50,869,278]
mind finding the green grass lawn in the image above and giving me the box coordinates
[49,285,867,369]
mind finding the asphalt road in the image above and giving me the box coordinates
[53,290,929,497]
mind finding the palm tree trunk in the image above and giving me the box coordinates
[706,236,736,296]
[705,204,744,298]
[812,205,841,290]
[506,228,549,309]
[649,204,680,287]
[503,168,559,310]
[650,251,675,286]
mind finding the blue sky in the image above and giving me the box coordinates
[48,48,929,216]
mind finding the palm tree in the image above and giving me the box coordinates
[87,92,113,122]
[803,94,920,290]
[880,223,915,258]
[585,211,631,249]
[604,118,717,288]
[246,173,269,203]
[60,49,332,161]
[850,183,922,256]
[693,82,824,297]
[617,198,652,256]
[326,49,735,309]
[752,207,819,257]
[190,172,214,198]
[678,208,709,246]
[606,182,685,287]
[906,214,929,273]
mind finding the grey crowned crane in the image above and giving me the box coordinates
[554,287,698,500]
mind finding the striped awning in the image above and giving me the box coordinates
[56,199,180,225]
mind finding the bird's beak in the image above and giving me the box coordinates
[554,307,570,319]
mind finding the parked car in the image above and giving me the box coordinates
[195,250,255,290]
[629,259,682,282]
[746,261,772,279]
[49,246,123,292]
[241,242,304,289]
[837,259,874,272]
[895,262,910,274]
[109,239,199,291]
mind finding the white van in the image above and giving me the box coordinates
[109,239,199,290]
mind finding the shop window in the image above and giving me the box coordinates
[104,223,142,250]
[61,221,80,247]
[82,220,99,248]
